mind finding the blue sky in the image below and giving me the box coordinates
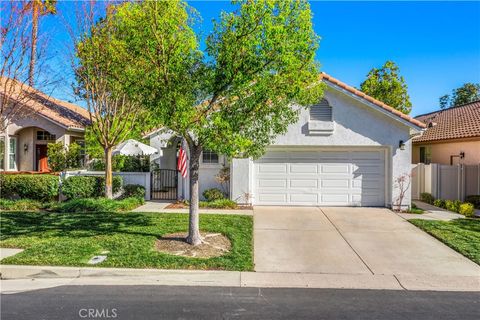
[41,1,480,117]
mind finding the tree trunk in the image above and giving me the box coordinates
[186,143,202,246]
[29,1,39,87]
[104,147,113,199]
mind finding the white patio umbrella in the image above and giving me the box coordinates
[113,139,161,156]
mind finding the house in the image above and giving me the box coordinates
[147,73,426,208]
[0,78,90,172]
[412,101,480,165]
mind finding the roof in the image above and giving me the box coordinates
[412,100,480,143]
[319,72,426,129]
[1,77,90,130]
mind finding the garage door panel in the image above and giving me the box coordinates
[290,164,318,173]
[258,179,287,188]
[290,193,318,203]
[290,179,318,188]
[257,163,287,173]
[321,164,350,173]
[321,179,350,188]
[254,149,386,206]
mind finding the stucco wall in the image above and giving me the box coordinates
[412,139,480,165]
[230,87,414,208]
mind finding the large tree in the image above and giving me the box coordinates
[88,0,323,245]
[439,83,480,109]
[360,61,412,114]
[22,0,57,87]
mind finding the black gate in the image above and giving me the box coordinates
[151,169,178,200]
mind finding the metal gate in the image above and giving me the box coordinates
[151,169,178,200]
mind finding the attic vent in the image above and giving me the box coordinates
[310,99,332,121]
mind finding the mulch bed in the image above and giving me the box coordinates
[155,232,231,258]
[165,201,253,210]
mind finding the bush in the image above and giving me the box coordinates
[121,184,145,200]
[0,199,44,211]
[61,175,123,200]
[55,197,143,213]
[420,192,434,204]
[202,199,237,209]
[0,174,59,201]
[465,195,480,209]
[459,203,475,217]
[203,188,225,202]
[433,199,446,209]
[445,200,461,213]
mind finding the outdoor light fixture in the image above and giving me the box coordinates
[24,143,28,152]
[399,140,405,150]
[460,151,465,159]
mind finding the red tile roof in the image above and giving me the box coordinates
[320,72,426,129]
[412,100,480,143]
[1,77,90,129]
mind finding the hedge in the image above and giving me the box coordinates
[121,184,145,200]
[61,175,122,200]
[0,174,59,201]
[54,197,144,213]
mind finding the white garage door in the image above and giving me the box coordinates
[254,149,386,206]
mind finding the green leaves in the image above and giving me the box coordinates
[360,61,412,115]
[439,83,480,109]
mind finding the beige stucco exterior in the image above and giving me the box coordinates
[412,138,480,165]
[1,111,84,171]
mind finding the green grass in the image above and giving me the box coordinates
[409,219,480,265]
[0,211,253,271]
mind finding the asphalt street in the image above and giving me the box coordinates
[1,285,479,320]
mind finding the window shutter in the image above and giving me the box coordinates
[310,99,332,121]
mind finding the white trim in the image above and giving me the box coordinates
[323,81,424,132]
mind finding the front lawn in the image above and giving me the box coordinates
[409,219,480,265]
[0,212,253,271]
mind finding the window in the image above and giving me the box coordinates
[9,137,16,170]
[419,146,431,164]
[202,150,219,164]
[36,130,56,141]
[310,99,332,122]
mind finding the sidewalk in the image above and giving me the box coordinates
[132,201,253,215]
[398,200,464,221]
[1,265,479,294]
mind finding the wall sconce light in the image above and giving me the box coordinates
[24,143,28,152]
[399,140,405,150]
[460,151,465,159]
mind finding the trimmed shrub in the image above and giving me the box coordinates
[433,199,446,209]
[0,199,44,211]
[445,200,461,213]
[204,199,237,209]
[0,174,59,201]
[203,188,225,202]
[465,195,480,209]
[55,197,143,213]
[420,192,434,204]
[121,184,145,200]
[61,176,97,200]
[459,203,475,217]
[61,175,123,200]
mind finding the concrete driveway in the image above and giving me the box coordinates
[254,207,480,276]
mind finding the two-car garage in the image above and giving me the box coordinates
[253,148,387,206]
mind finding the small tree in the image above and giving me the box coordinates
[360,61,412,114]
[439,83,480,109]
[100,0,323,245]
[393,173,411,212]
[47,142,83,172]
[74,8,144,199]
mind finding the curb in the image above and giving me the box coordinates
[1,265,479,292]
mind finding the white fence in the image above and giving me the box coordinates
[64,170,151,200]
[412,163,480,201]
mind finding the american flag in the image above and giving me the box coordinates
[177,140,188,178]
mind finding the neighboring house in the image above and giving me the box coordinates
[0,79,90,172]
[147,73,425,209]
[412,101,480,165]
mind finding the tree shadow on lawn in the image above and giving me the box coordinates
[0,211,156,240]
